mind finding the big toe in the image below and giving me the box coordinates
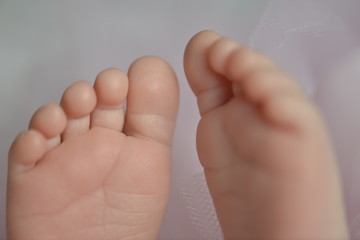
[184,30,233,116]
[124,56,179,146]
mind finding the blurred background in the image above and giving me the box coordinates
[1,0,360,239]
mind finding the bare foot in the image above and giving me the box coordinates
[7,57,179,240]
[184,31,349,239]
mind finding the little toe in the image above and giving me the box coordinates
[184,30,233,116]
[8,130,47,173]
[29,104,67,149]
[124,56,179,146]
[90,68,128,131]
[60,81,97,140]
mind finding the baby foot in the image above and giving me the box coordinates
[184,31,348,239]
[7,57,179,240]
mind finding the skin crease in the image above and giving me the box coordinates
[7,30,348,239]
[7,56,179,240]
[184,31,348,239]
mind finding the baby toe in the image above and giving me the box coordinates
[8,130,47,173]
[91,68,128,131]
[29,104,67,149]
[60,81,97,140]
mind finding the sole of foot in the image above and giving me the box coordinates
[7,56,179,240]
[184,30,349,239]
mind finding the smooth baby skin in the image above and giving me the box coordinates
[7,57,179,240]
[184,30,349,239]
[6,31,349,240]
